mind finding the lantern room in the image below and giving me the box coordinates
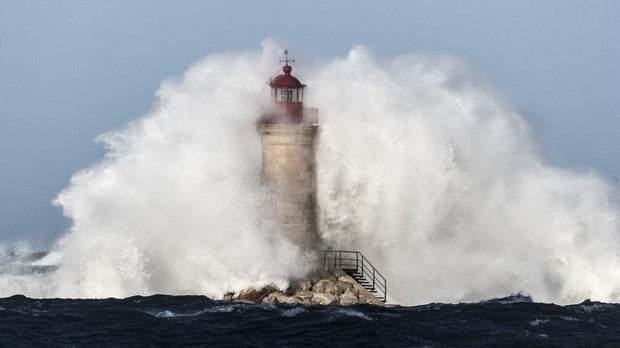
[270,65,305,103]
[267,51,306,124]
[259,50,318,126]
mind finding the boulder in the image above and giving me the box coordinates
[365,296,386,306]
[339,288,359,306]
[312,279,339,295]
[351,281,368,293]
[236,285,277,303]
[286,279,312,295]
[358,290,375,302]
[335,280,353,294]
[280,296,303,305]
[263,291,303,305]
[222,292,235,302]
[262,291,281,304]
[295,290,314,302]
[312,292,337,305]
[329,268,348,278]
[358,290,385,306]
[338,275,357,284]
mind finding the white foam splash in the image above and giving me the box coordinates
[313,47,619,305]
[0,40,617,305]
[0,40,310,299]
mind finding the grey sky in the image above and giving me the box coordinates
[1,0,619,245]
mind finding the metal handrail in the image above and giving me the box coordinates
[321,250,388,302]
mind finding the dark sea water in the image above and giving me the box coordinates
[0,294,618,346]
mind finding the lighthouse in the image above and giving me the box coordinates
[258,50,319,253]
[252,52,389,304]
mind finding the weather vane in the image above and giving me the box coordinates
[279,49,295,66]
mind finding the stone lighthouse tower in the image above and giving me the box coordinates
[258,51,319,253]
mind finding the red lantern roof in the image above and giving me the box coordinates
[269,65,306,89]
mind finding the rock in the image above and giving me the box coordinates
[312,279,339,295]
[329,268,348,278]
[335,280,353,294]
[286,279,312,295]
[222,292,235,301]
[281,296,303,305]
[295,290,314,302]
[312,292,337,305]
[339,288,359,306]
[365,296,386,306]
[263,291,304,305]
[227,269,386,307]
[338,275,357,284]
[236,285,277,303]
[236,288,258,302]
[358,290,385,306]
[357,290,373,303]
[351,281,368,293]
[262,292,281,304]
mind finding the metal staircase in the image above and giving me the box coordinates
[322,250,388,303]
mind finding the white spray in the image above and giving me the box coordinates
[0,40,617,305]
[313,48,619,305]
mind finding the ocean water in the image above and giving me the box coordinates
[0,294,618,345]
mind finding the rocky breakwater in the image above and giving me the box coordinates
[226,269,385,306]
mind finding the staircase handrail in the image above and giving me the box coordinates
[321,250,388,303]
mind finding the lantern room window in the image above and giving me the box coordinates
[274,88,302,102]
[281,89,293,101]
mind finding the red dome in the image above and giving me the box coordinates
[269,65,306,88]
